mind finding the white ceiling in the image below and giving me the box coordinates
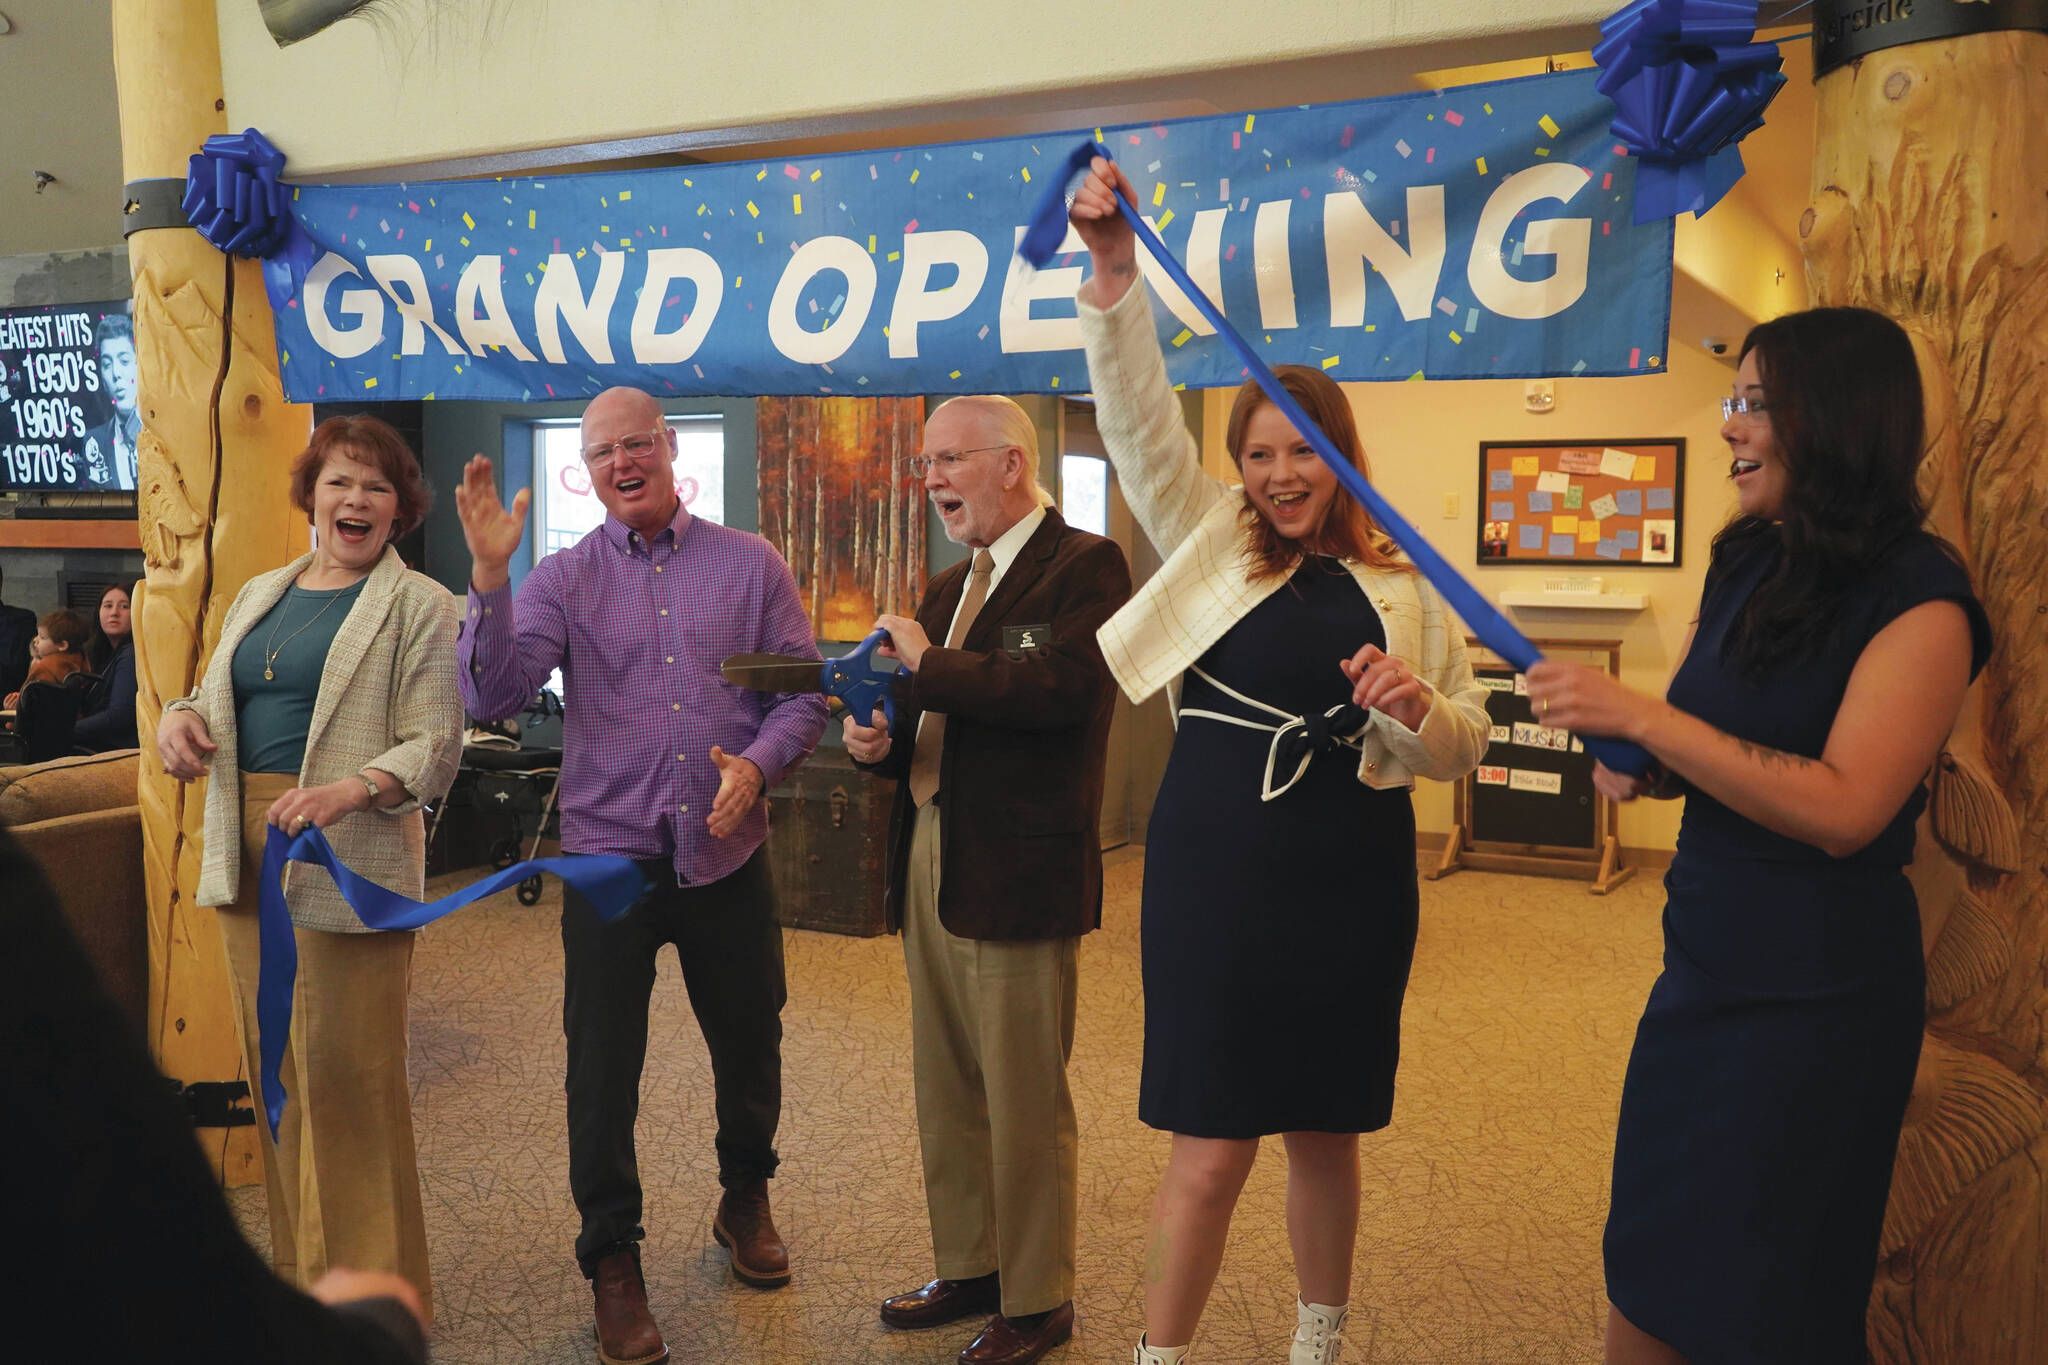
[0,1,124,260]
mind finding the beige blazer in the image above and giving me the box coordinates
[170,545,463,932]
[1078,281,1491,790]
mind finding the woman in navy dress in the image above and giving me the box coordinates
[1529,307,1992,1365]
[1071,156,1491,1365]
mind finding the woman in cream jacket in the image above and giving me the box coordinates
[156,415,462,1318]
[1072,157,1489,1365]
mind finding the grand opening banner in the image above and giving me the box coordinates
[265,68,1672,402]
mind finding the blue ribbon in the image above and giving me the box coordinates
[181,126,321,313]
[256,824,648,1139]
[1020,142,1654,778]
[1591,0,1787,225]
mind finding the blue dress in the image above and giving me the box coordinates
[1605,528,1991,1364]
[1139,556,1418,1138]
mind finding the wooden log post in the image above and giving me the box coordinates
[1801,21,2048,1363]
[111,0,313,1184]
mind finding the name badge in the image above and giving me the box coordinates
[1002,624,1052,652]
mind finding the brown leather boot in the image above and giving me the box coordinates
[711,1180,791,1288]
[591,1249,668,1365]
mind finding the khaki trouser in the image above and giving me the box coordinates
[902,803,1079,1317]
[215,770,433,1318]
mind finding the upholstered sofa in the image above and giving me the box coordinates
[0,750,146,1026]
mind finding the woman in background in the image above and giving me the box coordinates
[73,583,135,752]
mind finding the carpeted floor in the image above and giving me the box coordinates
[231,851,1668,1364]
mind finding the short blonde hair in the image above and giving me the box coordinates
[929,395,1052,506]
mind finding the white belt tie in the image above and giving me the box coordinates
[1179,665,1369,802]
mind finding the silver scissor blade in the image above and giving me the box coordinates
[719,654,825,693]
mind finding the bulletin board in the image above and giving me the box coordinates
[1427,638,1635,895]
[1476,438,1685,567]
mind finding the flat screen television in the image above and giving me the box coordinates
[0,298,138,493]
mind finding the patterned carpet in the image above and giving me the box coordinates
[230,852,1668,1364]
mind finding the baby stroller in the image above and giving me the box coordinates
[427,689,563,906]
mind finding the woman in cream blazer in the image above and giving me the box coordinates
[157,415,461,1319]
[1071,158,1489,1365]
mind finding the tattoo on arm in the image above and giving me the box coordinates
[1734,737,1815,771]
[1109,261,1137,280]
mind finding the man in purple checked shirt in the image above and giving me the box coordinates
[455,387,826,1365]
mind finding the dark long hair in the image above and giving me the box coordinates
[85,583,131,673]
[1714,306,1931,676]
[1225,366,1412,583]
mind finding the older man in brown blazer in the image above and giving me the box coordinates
[844,394,1130,1365]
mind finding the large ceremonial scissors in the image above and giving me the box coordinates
[722,627,902,731]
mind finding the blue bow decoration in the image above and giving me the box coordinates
[183,128,294,257]
[1592,0,1788,225]
[257,824,649,1139]
[1019,143,1656,779]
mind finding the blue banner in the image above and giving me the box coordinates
[266,68,1671,401]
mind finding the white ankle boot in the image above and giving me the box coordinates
[1289,1299,1348,1365]
[1134,1333,1191,1364]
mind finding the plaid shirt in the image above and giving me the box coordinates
[459,501,827,886]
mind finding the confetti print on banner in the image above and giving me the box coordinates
[260,65,1671,402]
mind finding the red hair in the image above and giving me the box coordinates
[289,415,432,539]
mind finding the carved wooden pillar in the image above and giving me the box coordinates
[1802,22,2048,1363]
[111,0,313,1183]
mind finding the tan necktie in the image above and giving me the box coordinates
[908,549,995,808]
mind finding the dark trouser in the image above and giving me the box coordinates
[563,847,786,1276]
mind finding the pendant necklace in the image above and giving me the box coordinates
[263,586,348,680]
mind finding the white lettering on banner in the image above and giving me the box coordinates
[1253,200,1298,330]
[631,249,724,364]
[366,255,464,356]
[305,253,384,358]
[888,231,991,359]
[286,165,1604,376]
[1325,186,1446,325]
[536,251,627,365]
[769,236,876,365]
[456,256,539,361]
[1185,208,1230,321]
[1136,215,1217,338]
[1000,225,1085,354]
[1468,164,1592,320]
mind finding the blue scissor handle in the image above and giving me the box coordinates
[823,628,901,735]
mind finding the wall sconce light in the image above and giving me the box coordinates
[1524,380,1556,414]
[0,13,14,35]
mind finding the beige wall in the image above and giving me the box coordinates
[1200,342,1743,852]
[1,0,124,256]
[213,0,1614,177]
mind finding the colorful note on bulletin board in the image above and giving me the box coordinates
[1474,438,1685,566]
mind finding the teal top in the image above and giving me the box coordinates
[231,579,367,774]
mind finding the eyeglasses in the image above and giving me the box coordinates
[1720,395,1769,421]
[582,427,669,467]
[908,445,1008,478]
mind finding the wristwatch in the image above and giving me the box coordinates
[355,772,382,806]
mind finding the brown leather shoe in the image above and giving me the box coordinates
[711,1180,791,1288]
[958,1302,1075,1364]
[591,1249,668,1365]
[879,1273,1002,1329]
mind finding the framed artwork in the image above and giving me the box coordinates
[1476,438,1685,567]
[757,396,927,641]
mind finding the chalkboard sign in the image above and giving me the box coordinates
[1431,637,1634,894]
[1468,666,1597,851]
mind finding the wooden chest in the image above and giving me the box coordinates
[764,742,892,937]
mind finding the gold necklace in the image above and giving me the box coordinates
[262,585,350,681]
